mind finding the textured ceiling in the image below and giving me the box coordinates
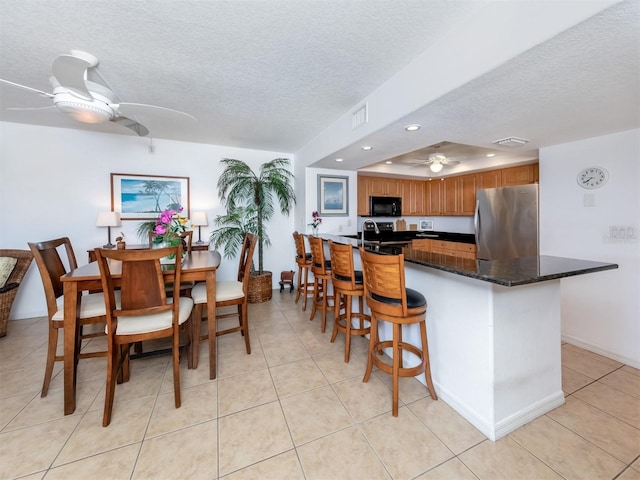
[0,0,638,176]
[0,0,483,151]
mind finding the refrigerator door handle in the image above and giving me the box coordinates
[474,199,480,246]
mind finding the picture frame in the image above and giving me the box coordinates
[111,173,190,220]
[317,175,348,216]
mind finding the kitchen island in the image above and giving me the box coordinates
[319,234,618,440]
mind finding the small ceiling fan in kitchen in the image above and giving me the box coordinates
[0,50,195,136]
[408,145,461,173]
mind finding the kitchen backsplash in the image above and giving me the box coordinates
[357,216,474,234]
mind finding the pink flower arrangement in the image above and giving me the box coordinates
[308,210,322,230]
[153,207,189,245]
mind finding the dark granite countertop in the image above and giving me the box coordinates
[320,234,618,287]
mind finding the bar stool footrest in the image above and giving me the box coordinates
[370,340,426,378]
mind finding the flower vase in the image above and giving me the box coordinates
[311,227,318,237]
[152,241,182,264]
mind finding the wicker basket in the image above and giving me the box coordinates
[0,249,34,337]
[247,271,273,303]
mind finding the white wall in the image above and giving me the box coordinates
[0,122,296,319]
[304,167,358,236]
[539,128,640,367]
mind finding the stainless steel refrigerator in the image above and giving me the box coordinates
[474,184,539,260]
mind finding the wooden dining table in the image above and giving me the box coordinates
[60,250,221,415]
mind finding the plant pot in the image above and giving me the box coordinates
[248,271,272,303]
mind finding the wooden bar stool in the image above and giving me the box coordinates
[308,235,334,333]
[359,247,437,416]
[328,240,370,362]
[292,231,314,310]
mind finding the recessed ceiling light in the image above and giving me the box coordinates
[335,158,343,162]
[405,124,421,131]
[385,161,392,164]
[361,145,373,151]
[486,153,495,157]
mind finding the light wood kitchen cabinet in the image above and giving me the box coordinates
[502,164,537,186]
[357,163,537,217]
[412,238,431,251]
[402,180,426,215]
[425,180,443,215]
[442,177,459,216]
[412,238,476,259]
[459,174,478,216]
[357,176,370,215]
[367,176,402,196]
[477,169,502,189]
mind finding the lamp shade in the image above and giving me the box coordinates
[191,211,208,227]
[96,211,121,227]
[429,163,444,173]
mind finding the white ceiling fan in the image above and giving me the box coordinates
[0,50,195,137]
[408,145,461,173]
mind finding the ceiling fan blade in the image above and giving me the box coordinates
[117,103,196,121]
[112,116,149,136]
[445,160,461,166]
[7,105,56,112]
[0,78,54,98]
[52,52,97,100]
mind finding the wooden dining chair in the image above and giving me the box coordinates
[95,245,194,427]
[190,233,257,377]
[28,237,109,397]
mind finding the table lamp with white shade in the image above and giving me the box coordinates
[191,211,208,245]
[96,211,121,248]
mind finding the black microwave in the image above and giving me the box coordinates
[369,196,402,217]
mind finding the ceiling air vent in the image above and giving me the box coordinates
[492,136,529,147]
[352,103,368,129]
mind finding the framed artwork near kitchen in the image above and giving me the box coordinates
[111,173,190,220]
[317,174,348,216]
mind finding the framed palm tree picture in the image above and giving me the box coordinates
[111,173,190,220]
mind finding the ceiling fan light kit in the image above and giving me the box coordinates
[1,50,195,137]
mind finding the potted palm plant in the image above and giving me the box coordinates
[214,157,295,302]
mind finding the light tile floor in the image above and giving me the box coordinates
[1,292,639,479]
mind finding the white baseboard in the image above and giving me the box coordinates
[562,333,640,369]
[433,380,565,441]
[493,391,565,440]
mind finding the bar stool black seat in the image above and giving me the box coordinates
[359,247,437,416]
[308,235,334,333]
[329,240,370,362]
[293,232,314,310]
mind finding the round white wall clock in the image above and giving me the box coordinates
[577,166,609,189]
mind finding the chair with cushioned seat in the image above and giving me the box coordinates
[292,231,314,310]
[328,240,370,362]
[308,235,335,333]
[95,245,193,426]
[359,247,437,416]
[28,237,109,397]
[190,233,257,378]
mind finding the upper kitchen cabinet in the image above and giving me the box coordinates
[459,174,478,216]
[477,169,502,189]
[442,177,459,216]
[368,177,402,197]
[402,180,426,216]
[357,176,370,215]
[425,180,443,215]
[356,163,537,217]
[501,164,538,186]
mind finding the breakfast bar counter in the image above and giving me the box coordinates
[319,234,618,440]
